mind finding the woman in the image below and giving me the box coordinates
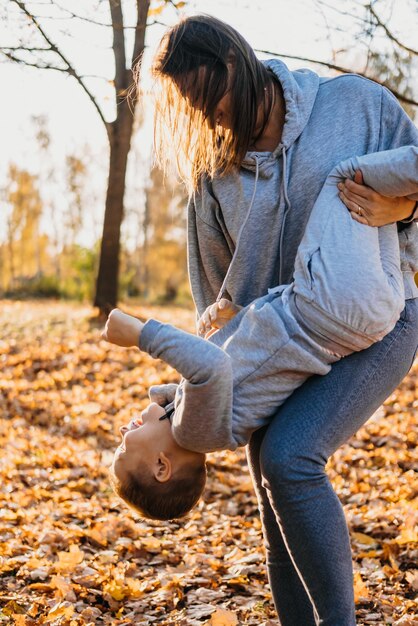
[149,15,418,626]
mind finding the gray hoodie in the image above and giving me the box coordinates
[188,60,418,314]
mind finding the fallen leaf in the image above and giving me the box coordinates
[351,532,378,546]
[44,601,74,622]
[405,570,418,591]
[208,608,239,626]
[354,572,370,602]
[55,544,84,573]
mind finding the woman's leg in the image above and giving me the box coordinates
[247,426,317,625]
[254,299,418,626]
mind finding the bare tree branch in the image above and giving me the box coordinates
[368,3,418,56]
[10,0,110,135]
[1,50,69,72]
[53,0,131,29]
[312,0,366,29]
[1,50,109,85]
[3,46,51,52]
[132,0,151,66]
[109,0,127,100]
[316,0,417,56]
[255,48,418,107]
[42,3,166,30]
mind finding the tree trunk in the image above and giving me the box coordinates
[93,0,150,314]
[142,191,150,298]
[94,101,134,314]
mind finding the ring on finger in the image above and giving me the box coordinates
[357,205,363,216]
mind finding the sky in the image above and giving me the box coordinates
[0,0,416,246]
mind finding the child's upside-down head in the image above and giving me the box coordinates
[109,401,207,520]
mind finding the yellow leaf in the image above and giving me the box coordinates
[126,578,145,598]
[56,544,84,572]
[103,579,126,601]
[393,616,418,626]
[3,600,25,617]
[44,602,74,622]
[148,3,165,16]
[395,528,418,544]
[351,532,378,546]
[353,572,370,603]
[356,550,381,558]
[209,608,239,626]
[50,574,76,600]
[140,536,162,553]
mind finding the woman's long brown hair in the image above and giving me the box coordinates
[149,14,274,191]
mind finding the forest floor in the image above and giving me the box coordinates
[0,300,417,626]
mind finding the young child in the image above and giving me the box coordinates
[103,147,418,521]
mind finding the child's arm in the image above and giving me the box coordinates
[102,309,236,453]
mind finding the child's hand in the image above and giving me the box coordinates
[101,309,144,348]
[198,299,242,336]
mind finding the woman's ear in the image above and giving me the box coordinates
[153,452,172,483]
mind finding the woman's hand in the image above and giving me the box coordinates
[101,309,144,348]
[338,170,416,227]
[198,298,242,337]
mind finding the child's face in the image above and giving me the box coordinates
[112,402,177,478]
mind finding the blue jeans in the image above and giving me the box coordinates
[247,298,418,626]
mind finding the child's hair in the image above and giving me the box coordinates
[109,458,207,521]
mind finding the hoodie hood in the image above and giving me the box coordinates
[241,59,320,176]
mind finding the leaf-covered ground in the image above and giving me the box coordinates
[0,300,417,626]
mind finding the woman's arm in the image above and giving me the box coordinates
[339,87,418,227]
[337,146,418,226]
[188,189,234,316]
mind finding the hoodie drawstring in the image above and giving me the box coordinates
[216,156,260,302]
[278,145,291,284]
[216,146,291,301]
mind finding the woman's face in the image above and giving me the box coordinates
[183,63,234,130]
[213,88,233,129]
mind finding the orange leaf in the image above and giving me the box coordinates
[208,608,238,626]
[353,572,370,603]
[44,601,75,622]
[351,532,378,546]
[55,544,84,573]
[103,579,126,601]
